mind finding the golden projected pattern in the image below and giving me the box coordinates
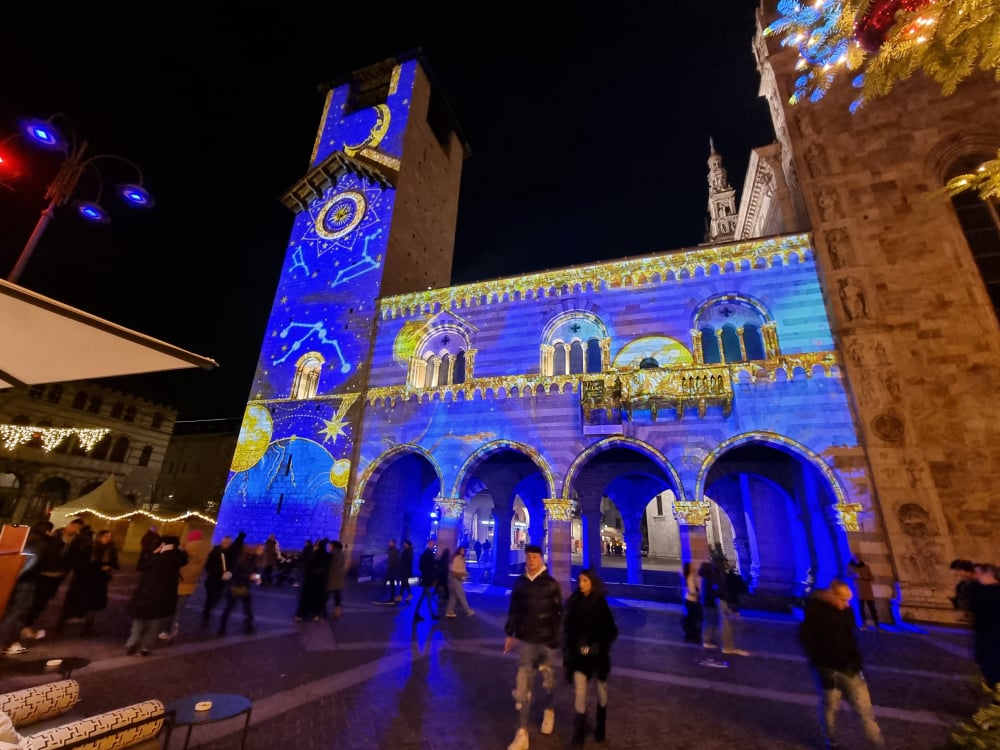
[366,350,841,418]
[543,498,576,521]
[672,499,712,526]
[834,502,864,532]
[379,234,812,319]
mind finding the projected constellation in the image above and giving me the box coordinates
[330,228,383,288]
[273,321,351,372]
[289,246,310,276]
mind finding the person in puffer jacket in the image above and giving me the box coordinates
[503,544,563,750]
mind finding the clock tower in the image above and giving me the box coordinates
[217,53,468,547]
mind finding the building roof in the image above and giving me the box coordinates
[0,279,218,389]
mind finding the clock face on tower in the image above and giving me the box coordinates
[316,190,366,240]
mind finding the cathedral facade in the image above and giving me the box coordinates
[217,1,1000,621]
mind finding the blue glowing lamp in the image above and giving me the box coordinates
[118,183,154,208]
[75,201,109,223]
[21,118,64,150]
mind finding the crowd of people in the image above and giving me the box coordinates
[2,519,998,749]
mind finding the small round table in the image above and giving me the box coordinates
[164,693,252,750]
[0,656,90,679]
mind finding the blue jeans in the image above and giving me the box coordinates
[812,668,885,748]
[513,642,558,729]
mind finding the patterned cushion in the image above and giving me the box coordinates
[20,700,164,750]
[0,681,79,727]
[0,709,23,748]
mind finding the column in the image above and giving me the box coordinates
[691,329,704,364]
[544,498,575,596]
[465,348,477,380]
[762,322,779,359]
[436,497,465,554]
[341,497,366,570]
[492,507,514,585]
[622,510,645,585]
[600,338,612,371]
[582,507,603,571]
[735,326,748,361]
[715,330,726,363]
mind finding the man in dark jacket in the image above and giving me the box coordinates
[503,544,563,750]
[125,535,188,655]
[399,540,414,602]
[799,580,885,749]
[413,538,439,620]
[201,533,243,626]
[385,539,401,603]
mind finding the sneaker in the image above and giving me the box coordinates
[541,708,555,735]
[507,728,530,750]
[702,642,718,649]
[3,642,27,655]
[157,631,172,641]
[445,612,457,618]
[722,648,750,657]
[466,610,475,616]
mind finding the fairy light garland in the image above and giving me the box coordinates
[0,424,110,453]
[59,508,217,524]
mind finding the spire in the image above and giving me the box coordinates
[706,138,736,243]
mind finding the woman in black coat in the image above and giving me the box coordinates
[125,535,187,656]
[58,529,119,635]
[563,568,618,748]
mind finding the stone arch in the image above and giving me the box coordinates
[562,436,685,502]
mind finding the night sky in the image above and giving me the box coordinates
[0,1,772,421]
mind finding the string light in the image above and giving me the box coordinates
[0,424,110,452]
[57,507,218,524]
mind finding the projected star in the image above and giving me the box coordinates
[319,414,348,444]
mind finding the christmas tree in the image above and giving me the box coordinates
[765,0,1000,199]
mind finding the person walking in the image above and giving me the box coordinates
[137,525,160,569]
[701,558,748,656]
[445,546,474,617]
[681,561,703,644]
[0,522,52,655]
[503,544,563,750]
[399,540,414,602]
[21,518,84,641]
[969,562,1000,691]
[201,534,235,627]
[125,535,188,656]
[413,538,439,620]
[799,579,885,749]
[160,529,208,641]
[326,540,347,620]
[435,547,451,608]
[848,557,879,629]
[564,568,618,748]
[261,534,280,586]
[385,539,402,604]
[295,538,331,620]
[218,546,260,636]
[57,528,118,636]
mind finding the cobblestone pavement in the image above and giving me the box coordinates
[0,571,984,749]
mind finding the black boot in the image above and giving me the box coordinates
[595,705,607,742]
[572,712,586,748]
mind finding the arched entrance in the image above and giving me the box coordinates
[565,440,683,585]
[702,438,850,598]
[353,447,442,557]
[453,442,554,586]
[33,476,71,522]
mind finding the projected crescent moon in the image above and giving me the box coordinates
[343,104,391,156]
[231,404,273,472]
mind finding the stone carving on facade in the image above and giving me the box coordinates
[825,228,853,270]
[804,143,828,178]
[880,370,902,401]
[795,110,818,139]
[838,277,870,322]
[859,373,879,405]
[817,189,843,222]
[873,340,889,366]
[905,458,923,488]
[872,410,905,443]
[897,502,942,584]
[846,337,865,368]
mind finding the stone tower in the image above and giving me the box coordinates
[706,137,738,243]
[216,53,468,546]
[754,1,1000,620]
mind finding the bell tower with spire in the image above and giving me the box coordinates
[706,137,737,242]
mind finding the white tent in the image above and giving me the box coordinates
[50,475,134,525]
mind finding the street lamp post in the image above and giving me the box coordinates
[5,116,153,283]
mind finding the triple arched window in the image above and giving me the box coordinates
[408,329,470,388]
[540,312,609,376]
[694,297,776,364]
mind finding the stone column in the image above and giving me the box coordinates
[544,498,575,596]
[341,497,366,570]
[436,497,465,554]
[540,344,554,376]
[582,507,603,571]
[691,329,704,363]
[492,507,514,585]
[464,349,477,380]
[623,510,645,585]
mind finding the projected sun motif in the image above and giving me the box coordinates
[614,336,694,368]
[231,404,274,472]
[330,458,351,488]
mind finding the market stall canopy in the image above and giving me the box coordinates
[0,279,218,389]
[50,475,134,525]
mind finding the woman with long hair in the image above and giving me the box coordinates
[58,528,118,636]
[563,568,618,748]
[444,546,474,617]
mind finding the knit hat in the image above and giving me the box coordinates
[187,530,203,541]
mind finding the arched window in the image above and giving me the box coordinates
[441,353,453,384]
[540,312,609,376]
[91,434,112,461]
[586,338,602,373]
[721,325,743,363]
[110,402,124,419]
[138,445,153,467]
[109,436,130,463]
[151,412,164,429]
[410,328,471,388]
[72,392,87,410]
[424,355,438,388]
[46,385,63,404]
[743,323,765,360]
[947,155,1000,320]
[291,353,324,399]
[88,396,103,414]
[454,350,467,385]
[124,405,137,422]
[701,326,721,364]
